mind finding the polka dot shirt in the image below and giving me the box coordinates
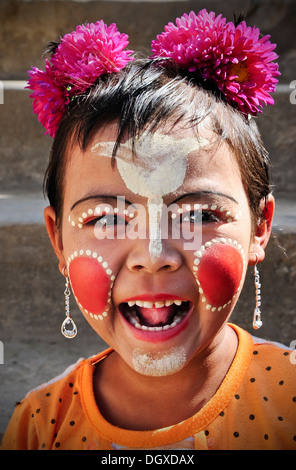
[1,324,296,450]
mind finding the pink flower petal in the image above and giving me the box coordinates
[150,9,280,116]
[27,21,134,137]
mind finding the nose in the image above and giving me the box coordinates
[126,238,183,273]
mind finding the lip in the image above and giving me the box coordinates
[118,296,194,344]
[121,293,187,302]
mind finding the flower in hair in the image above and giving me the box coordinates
[50,21,134,93]
[27,20,134,137]
[151,9,280,116]
[27,60,70,138]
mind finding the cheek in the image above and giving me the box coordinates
[195,240,244,309]
[68,256,112,317]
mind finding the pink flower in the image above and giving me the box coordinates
[151,9,280,116]
[50,21,134,93]
[27,59,69,138]
[221,22,280,115]
[27,21,134,137]
[151,10,233,72]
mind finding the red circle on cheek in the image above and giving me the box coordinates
[69,257,111,314]
[197,243,244,307]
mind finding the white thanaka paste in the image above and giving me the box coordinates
[193,237,245,312]
[91,132,208,260]
[68,202,240,234]
[132,346,186,377]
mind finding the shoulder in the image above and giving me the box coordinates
[249,335,295,385]
[21,356,88,425]
[235,328,296,415]
[230,323,295,376]
[25,348,112,401]
[26,356,88,402]
[229,323,296,403]
[1,349,112,450]
[220,326,296,449]
[251,335,294,368]
[24,348,113,417]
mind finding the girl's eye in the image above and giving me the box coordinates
[181,210,221,225]
[201,210,221,224]
[181,211,201,224]
[84,214,126,227]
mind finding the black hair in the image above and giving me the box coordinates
[44,57,271,228]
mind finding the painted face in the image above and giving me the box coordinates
[67,251,115,320]
[59,122,253,376]
[92,132,209,260]
[193,237,245,311]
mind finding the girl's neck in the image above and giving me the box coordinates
[93,324,238,431]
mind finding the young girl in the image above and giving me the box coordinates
[1,9,295,450]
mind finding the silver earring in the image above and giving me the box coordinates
[252,255,262,330]
[61,267,77,338]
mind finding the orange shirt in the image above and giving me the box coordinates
[1,324,296,450]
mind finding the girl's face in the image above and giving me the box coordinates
[46,121,270,377]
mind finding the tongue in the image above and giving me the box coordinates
[137,305,174,326]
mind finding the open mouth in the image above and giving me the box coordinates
[119,299,191,332]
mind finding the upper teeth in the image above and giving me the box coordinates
[127,300,183,308]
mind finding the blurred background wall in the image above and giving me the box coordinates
[0,0,295,437]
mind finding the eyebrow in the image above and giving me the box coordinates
[70,195,134,211]
[71,190,238,211]
[171,190,239,205]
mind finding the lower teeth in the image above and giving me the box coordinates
[126,310,186,331]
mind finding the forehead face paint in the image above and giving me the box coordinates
[67,250,115,320]
[193,238,245,312]
[92,133,208,260]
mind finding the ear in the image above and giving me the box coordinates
[248,194,275,266]
[44,206,67,275]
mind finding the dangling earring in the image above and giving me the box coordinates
[61,267,77,338]
[252,254,263,330]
